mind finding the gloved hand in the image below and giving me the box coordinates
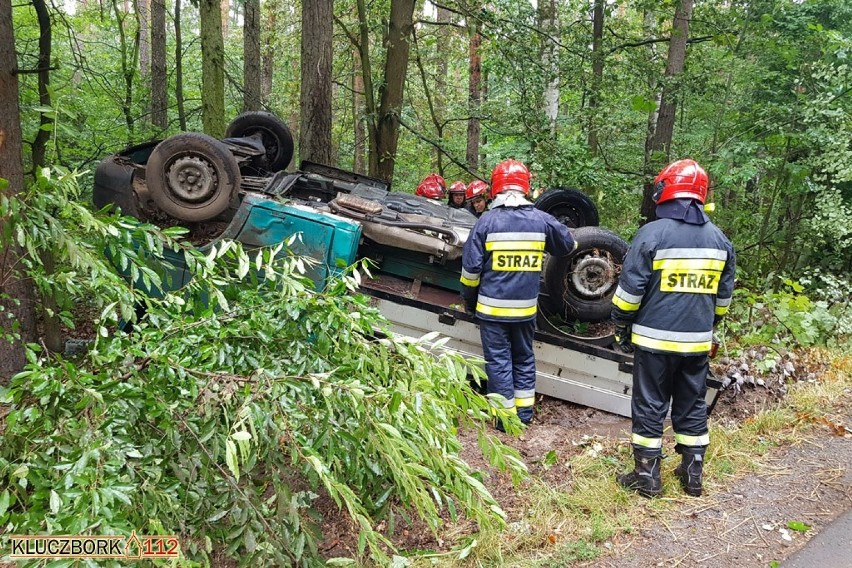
[465,300,477,314]
[613,324,633,353]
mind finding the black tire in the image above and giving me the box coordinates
[225,111,294,172]
[542,226,628,323]
[535,187,599,228]
[147,133,240,222]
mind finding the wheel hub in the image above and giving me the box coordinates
[166,156,217,203]
[570,254,616,298]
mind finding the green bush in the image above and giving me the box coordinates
[0,171,527,566]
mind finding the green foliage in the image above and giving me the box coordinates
[726,278,844,351]
[0,174,527,566]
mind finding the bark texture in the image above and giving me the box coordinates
[243,0,261,111]
[299,0,333,165]
[200,0,226,137]
[151,0,167,128]
[642,0,694,222]
[466,20,482,173]
[373,0,416,182]
[0,0,37,380]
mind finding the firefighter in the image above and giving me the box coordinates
[448,181,467,208]
[464,180,490,217]
[415,173,446,201]
[460,160,576,428]
[612,159,735,498]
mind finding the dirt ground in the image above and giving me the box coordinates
[318,349,852,567]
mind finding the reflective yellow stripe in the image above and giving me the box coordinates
[653,258,726,271]
[612,295,640,312]
[476,303,538,318]
[714,305,729,316]
[490,406,517,415]
[515,397,535,408]
[485,240,546,251]
[632,335,711,353]
[675,432,710,446]
[460,275,480,286]
[631,433,662,448]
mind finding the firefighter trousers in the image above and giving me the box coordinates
[631,347,710,449]
[480,319,537,423]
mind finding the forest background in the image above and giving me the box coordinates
[0,0,850,566]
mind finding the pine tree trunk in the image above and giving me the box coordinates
[353,48,366,173]
[151,0,167,128]
[466,21,482,174]
[31,0,52,172]
[374,0,416,183]
[260,0,277,103]
[299,0,333,165]
[588,0,604,154]
[641,0,693,223]
[0,0,38,380]
[243,0,261,111]
[137,0,150,78]
[200,0,226,137]
[174,0,186,130]
[433,5,450,170]
[539,0,559,141]
[220,0,229,36]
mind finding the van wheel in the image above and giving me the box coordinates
[535,187,599,228]
[147,133,240,222]
[225,111,294,172]
[542,226,628,322]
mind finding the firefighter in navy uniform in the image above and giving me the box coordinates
[612,159,735,498]
[448,181,467,209]
[461,160,576,427]
[464,180,490,218]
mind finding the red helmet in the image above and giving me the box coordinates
[416,180,445,200]
[490,159,531,198]
[653,159,709,204]
[423,173,446,194]
[465,180,489,201]
[448,181,466,195]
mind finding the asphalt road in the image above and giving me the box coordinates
[781,508,852,567]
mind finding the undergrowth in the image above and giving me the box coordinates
[416,349,851,567]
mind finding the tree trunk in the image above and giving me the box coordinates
[174,0,186,130]
[31,0,52,173]
[112,0,138,140]
[433,5,450,170]
[355,0,377,174]
[587,0,604,154]
[373,0,416,183]
[299,0,333,165]
[220,0,229,36]
[29,0,65,354]
[137,0,150,78]
[200,0,226,137]
[353,48,366,173]
[151,0,167,128]
[260,0,278,104]
[243,0,261,111]
[539,0,559,140]
[641,0,693,221]
[0,0,38,380]
[466,20,482,174]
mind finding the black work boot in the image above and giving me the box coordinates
[674,446,705,497]
[617,447,662,498]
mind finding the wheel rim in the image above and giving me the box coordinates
[166,156,218,203]
[246,127,281,165]
[569,253,618,298]
[551,206,582,228]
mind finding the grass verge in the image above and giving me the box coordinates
[410,349,851,567]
